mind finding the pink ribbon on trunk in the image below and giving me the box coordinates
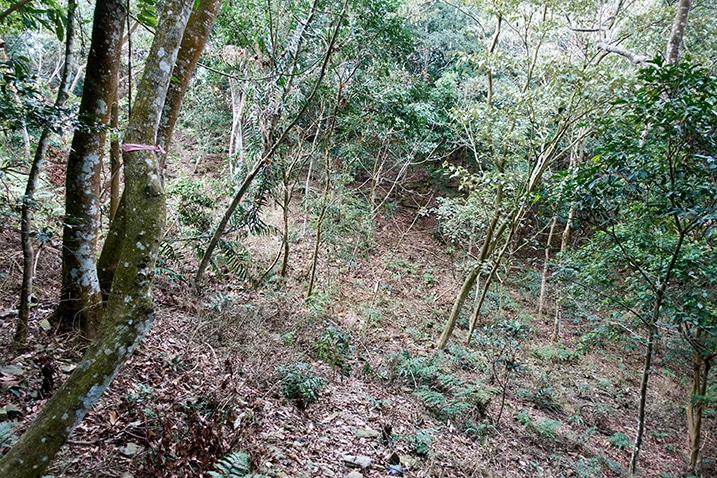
[122,143,167,154]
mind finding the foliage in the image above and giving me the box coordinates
[392,350,492,422]
[306,182,377,261]
[0,422,19,450]
[473,319,526,381]
[565,56,717,341]
[209,452,267,478]
[514,411,563,441]
[168,177,217,233]
[530,344,575,363]
[404,429,434,456]
[516,385,562,413]
[314,325,354,374]
[607,431,631,449]
[275,362,328,409]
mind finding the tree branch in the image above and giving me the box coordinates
[596,41,647,65]
[0,0,34,25]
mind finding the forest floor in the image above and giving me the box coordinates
[1,169,715,477]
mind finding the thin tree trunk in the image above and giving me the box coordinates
[280,173,291,276]
[629,321,657,476]
[0,2,194,476]
[55,0,125,339]
[629,231,685,475]
[16,0,77,345]
[465,219,518,343]
[537,216,558,321]
[195,1,348,284]
[0,0,33,24]
[686,350,710,472]
[436,186,505,350]
[665,0,691,65]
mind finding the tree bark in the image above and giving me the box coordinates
[16,0,77,345]
[686,349,711,472]
[99,0,222,294]
[55,0,125,339]
[665,0,691,65]
[109,97,121,223]
[0,2,195,476]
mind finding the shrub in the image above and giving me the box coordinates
[275,363,327,409]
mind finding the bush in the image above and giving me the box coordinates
[275,363,327,409]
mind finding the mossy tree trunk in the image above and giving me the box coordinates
[99,0,222,295]
[16,0,77,345]
[55,0,125,339]
[0,1,195,476]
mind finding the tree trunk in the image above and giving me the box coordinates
[194,1,347,284]
[629,232,684,475]
[280,173,291,276]
[0,1,194,476]
[537,217,557,321]
[665,0,691,65]
[465,220,517,343]
[54,0,126,339]
[307,146,332,298]
[686,350,710,472]
[628,321,656,476]
[109,96,121,223]
[436,194,506,350]
[101,0,222,294]
[16,0,77,345]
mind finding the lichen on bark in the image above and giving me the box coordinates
[55,0,126,339]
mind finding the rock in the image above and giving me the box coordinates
[355,428,380,439]
[60,363,76,374]
[346,472,363,478]
[39,318,52,331]
[387,464,404,476]
[119,442,143,457]
[342,455,372,469]
[400,455,419,469]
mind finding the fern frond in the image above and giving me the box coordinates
[209,452,250,478]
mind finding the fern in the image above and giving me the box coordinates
[216,239,252,281]
[209,452,267,478]
[276,363,327,409]
[0,422,19,450]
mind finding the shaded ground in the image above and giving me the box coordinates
[0,186,714,477]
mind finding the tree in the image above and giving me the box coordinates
[98,0,222,296]
[15,0,76,344]
[194,0,349,283]
[434,0,604,349]
[0,0,199,475]
[53,0,125,338]
[565,58,717,475]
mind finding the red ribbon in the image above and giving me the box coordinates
[121,143,167,154]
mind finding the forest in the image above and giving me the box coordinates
[0,0,715,476]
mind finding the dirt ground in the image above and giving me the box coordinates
[0,185,714,477]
